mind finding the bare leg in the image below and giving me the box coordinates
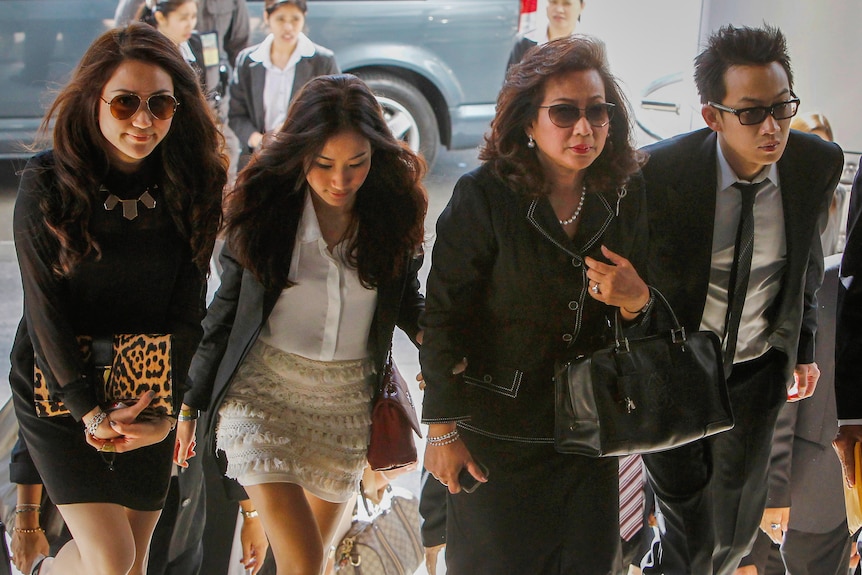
[244,483,351,575]
[42,502,160,575]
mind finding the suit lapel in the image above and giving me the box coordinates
[251,61,266,133]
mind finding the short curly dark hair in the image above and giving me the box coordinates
[480,34,644,198]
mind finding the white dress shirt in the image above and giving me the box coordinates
[258,192,377,362]
[248,33,317,133]
[699,142,786,364]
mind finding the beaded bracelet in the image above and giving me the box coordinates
[12,527,45,534]
[85,410,108,437]
[427,429,460,446]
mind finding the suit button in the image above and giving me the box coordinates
[568,301,578,310]
[572,258,582,268]
[562,333,573,342]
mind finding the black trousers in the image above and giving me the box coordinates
[444,430,622,575]
[643,350,787,575]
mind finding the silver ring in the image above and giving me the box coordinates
[770,523,780,530]
[591,283,600,294]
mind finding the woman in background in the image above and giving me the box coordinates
[506,0,586,72]
[228,0,339,163]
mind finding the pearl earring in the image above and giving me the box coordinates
[527,134,535,149]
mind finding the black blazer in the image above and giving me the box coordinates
[227,40,340,154]
[642,128,842,383]
[182,223,425,458]
[420,165,649,441]
[836,163,862,418]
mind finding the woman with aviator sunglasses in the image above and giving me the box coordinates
[420,35,651,573]
[10,23,225,575]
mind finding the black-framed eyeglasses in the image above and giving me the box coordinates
[707,96,800,126]
[537,102,615,128]
[100,93,179,121]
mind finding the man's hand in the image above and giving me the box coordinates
[833,424,862,486]
[790,363,820,401]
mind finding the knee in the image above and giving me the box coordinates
[83,545,137,575]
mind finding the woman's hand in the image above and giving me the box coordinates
[423,424,487,494]
[585,245,650,320]
[91,416,175,453]
[174,418,197,467]
[10,523,48,575]
[239,505,269,575]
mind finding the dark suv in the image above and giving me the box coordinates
[0,0,531,167]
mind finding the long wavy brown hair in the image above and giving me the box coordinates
[35,23,226,275]
[482,34,644,196]
[226,74,427,290]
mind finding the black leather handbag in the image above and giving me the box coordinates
[554,288,734,457]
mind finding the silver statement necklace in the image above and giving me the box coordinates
[558,184,586,226]
[102,184,158,220]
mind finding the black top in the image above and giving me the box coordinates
[11,150,207,420]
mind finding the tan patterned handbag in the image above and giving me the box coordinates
[33,334,173,417]
[335,487,422,575]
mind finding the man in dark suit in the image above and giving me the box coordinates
[738,254,851,575]
[640,25,843,574]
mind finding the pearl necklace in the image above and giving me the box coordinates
[558,184,586,226]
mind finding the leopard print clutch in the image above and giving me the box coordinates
[33,334,174,418]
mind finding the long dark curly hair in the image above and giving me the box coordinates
[226,74,427,291]
[35,23,226,275]
[482,34,645,196]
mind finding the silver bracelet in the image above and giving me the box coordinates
[85,410,108,437]
[427,429,460,446]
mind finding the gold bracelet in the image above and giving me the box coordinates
[240,509,259,519]
[13,527,45,534]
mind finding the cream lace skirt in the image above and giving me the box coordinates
[216,340,375,503]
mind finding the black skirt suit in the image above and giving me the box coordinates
[420,165,649,574]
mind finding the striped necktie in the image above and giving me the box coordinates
[619,453,645,541]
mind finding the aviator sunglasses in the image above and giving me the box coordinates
[538,102,616,128]
[100,93,180,121]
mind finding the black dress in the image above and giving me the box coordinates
[9,151,207,510]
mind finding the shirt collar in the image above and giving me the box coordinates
[297,189,322,243]
[715,139,779,191]
[249,33,317,70]
[179,41,196,63]
[525,27,550,44]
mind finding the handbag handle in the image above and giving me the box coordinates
[613,287,686,352]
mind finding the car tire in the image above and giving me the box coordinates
[359,72,440,168]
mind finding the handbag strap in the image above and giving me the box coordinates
[613,287,686,351]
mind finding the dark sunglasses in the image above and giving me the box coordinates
[538,102,615,128]
[100,93,179,121]
[708,96,800,126]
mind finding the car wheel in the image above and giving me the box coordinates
[359,72,440,168]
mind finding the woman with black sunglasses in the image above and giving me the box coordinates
[9,23,225,575]
[420,35,651,574]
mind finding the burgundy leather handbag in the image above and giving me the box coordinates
[368,354,422,471]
